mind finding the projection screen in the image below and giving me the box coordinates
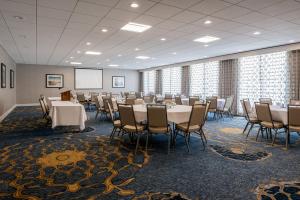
[75,68,103,89]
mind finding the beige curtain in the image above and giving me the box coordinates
[155,69,162,94]
[288,50,300,100]
[218,59,239,114]
[181,66,190,96]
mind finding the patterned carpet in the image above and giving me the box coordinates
[0,106,299,200]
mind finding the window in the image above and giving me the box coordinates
[237,51,289,113]
[143,70,156,95]
[190,61,219,98]
[162,67,182,95]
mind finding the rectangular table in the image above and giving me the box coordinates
[49,101,87,130]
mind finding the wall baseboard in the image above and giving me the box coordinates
[16,103,39,106]
[0,104,16,122]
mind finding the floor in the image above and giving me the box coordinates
[0,106,299,200]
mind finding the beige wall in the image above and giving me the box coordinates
[16,64,140,104]
[0,44,16,119]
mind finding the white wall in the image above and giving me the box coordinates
[0,44,16,119]
[16,64,140,104]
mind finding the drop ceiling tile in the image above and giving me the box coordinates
[75,1,111,17]
[69,13,100,25]
[189,0,231,15]
[38,0,77,11]
[38,17,68,28]
[238,0,284,11]
[134,15,164,26]
[0,0,35,15]
[2,10,36,24]
[161,0,202,9]
[171,10,205,23]
[66,22,94,30]
[233,12,268,24]
[115,0,156,13]
[223,0,243,3]
[213,5,251,19]
[156,20,185,30]
[146,3,182,19]
[38,6,71,20]
[106,9,139,22]
[79,0,119,7]
[260,0,300,16]
[276,9,300,21]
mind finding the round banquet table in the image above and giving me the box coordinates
[133,104,192,124]
[181,98,225,110]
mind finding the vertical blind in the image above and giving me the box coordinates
[162,67,182,95]
[190,61,219,98]
[143,70,156,95]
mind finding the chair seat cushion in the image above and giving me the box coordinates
[149,126,170,133]
[261,121,283,129]
[289,125,300,132]
[113,120,121,127]
[176,123,200,132]
[123,124,144,132]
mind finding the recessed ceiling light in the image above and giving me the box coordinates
[204,44,209,47]
[14,16,23,20]
[204,20,212,24]
[130,2,139,8]
[204,56,208,58]
[102,28,108,32]
[65,60,69,63]
[86,42,91,45]
[85,51,102,55]
[136,56,150,59]
[253,31,261,35]
[135,48,140,51]
[70,62,82,65]
[108,64,119,67]
[77,50,81,54]
[160,38,166,41]
[118,54,122,57]
[172,52,177,55]
[194,36,220,43]
[289,40,295,43]
[70,56,74,59]
[121,22,151,33]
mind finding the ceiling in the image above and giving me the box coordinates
[0,0,300,70]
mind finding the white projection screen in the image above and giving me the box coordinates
[75,68,103,89]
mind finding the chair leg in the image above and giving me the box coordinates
[95,111,99,119]
[146,131,149,153]
[135,133,141,155]
[246,123,254,138]
[199,132,206,150]
[256,126,261,141]
[243,122,250,134]
[286,130,289,149]
[200,129,207,143]
[184,133,190,153]
[110,127,116,141]
[272,129,278,146]
[167,133,171,154]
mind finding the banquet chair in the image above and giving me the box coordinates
[126,98,136,105]
[40,95,50,113]
[95,96,105,120]
[290,99,300,105]
[165,93,173,100]
[143,96,152,104]
[39,98,50,120]
[89,92,99,109]
[287,105,300,149]
[175,96,182,105]
[259,98,273,105]
[206,97,218,119]
[218,96,234,118]
[118,104,145,155]
[255,102,284,143]
[76,93,86,104]
[124,92,130,98]
[189,96,200,106]
[174,103,209,152]
[108,102,122,142]
[146,104,172,154]
[240,99,259,137]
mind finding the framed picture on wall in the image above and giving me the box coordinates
[112,76,125,88]
[10,70,14,88]
[1,63,6,88]
[46,74,64,88]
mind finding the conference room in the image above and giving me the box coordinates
[0,0,300,199]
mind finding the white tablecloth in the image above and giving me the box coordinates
[133,105,192,124]
[47,97,61,107]
[49,101,87,130]
[270,106,288,125]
